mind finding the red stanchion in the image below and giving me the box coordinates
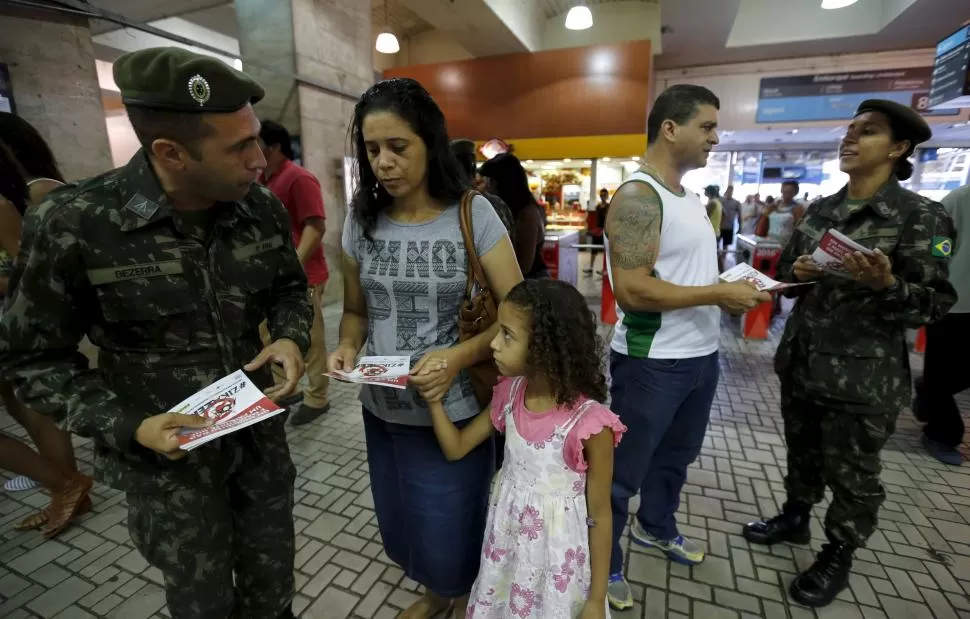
[913,327,926,353]
[601,254,617,326]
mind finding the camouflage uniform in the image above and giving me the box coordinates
[774,177,956,547]
[0,150,312,618]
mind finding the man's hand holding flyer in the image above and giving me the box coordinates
[326,356,410,389]
[811,229,874,275]
[173,370,286,451]
[720,263,812,292]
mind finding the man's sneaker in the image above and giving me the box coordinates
[630,519,705,565]
[922,434,964,466]
[607,573,633,610]
[290,403,330,426]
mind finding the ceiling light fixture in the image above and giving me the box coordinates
[565,5,593,30]
[820,0,859,9]
[376,1,400,54]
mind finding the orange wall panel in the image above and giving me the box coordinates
[384,40,652,141]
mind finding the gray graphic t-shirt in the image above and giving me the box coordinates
[342,195,508,425]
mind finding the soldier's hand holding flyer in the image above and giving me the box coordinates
[135,413,212,460]
[843,249,895,290]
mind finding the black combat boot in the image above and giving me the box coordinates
[789,541,855,607]
[743,502,812,545]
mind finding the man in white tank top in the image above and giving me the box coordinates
[604,85,771,611]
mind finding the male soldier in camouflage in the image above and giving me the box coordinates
[742,100,957,608]
[0,48,312,619]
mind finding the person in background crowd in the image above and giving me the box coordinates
[258,119,331,426]
[603,84,770,610]
[420,279,625,618]
[450,138,515,236]
[759,180,804,243]
[0,134,92,539]
[913,181,969,466]
[741,194,761,236]
[586,187,610,275]
[330,77,522,619]
[479,153,549,279]
[744,100,956,608]
[720,184,741,247]
[704,185,724,237]
[0,48,313,619]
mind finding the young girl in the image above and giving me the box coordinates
[418,279,625,618]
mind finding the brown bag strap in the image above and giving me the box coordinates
[459,190,489,297]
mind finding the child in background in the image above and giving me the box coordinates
[419,279,625,618]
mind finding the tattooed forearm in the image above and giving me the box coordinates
[606,184,662,271]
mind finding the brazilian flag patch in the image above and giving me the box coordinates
[932,237,953,258]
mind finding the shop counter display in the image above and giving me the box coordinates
[546,210,587,232]
[542,231,579,287]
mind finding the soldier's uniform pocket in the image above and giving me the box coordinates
[91,270,200,349]
[804,341,886,406]
[847,229,900,256]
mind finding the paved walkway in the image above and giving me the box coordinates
[1,297,968,619]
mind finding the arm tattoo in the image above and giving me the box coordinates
[606,184,662,271]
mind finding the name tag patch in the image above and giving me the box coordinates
[232,235,283,260]
[87,260,184,285]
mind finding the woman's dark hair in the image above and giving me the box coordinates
[350,78,467,240]
[0,112,64,184]
[259,119,295,160]
[781,179,800,193]
[0,145,29,216]
[504,279,608,406]
[478,153,538,216]
[704,184,720,198]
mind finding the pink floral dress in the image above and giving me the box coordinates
[467,377,626,619]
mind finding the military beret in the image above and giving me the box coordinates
[450,139,477,157]
[113,47,264,113]
[855,99,932,145]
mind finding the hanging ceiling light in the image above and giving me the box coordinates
[565,5,593,30]
[376,0,400,54]
[820,0,859,9]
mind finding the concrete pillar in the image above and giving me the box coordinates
[0,8,112,181]
[236,0,372,304]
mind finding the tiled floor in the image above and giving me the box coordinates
[2,262,969,619]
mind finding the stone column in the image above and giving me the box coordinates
[0,8,112,181]
[236,0,372,304]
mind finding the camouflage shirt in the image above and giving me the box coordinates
[775,178,957,413]
[0,151,312,492]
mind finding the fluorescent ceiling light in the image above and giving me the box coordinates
[821,0,859,9]
[375,31,400,54]
[565,6,593,30]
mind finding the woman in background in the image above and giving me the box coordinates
[479,153,549,279]
[0,114,93,539]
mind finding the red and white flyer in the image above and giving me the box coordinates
[811,229,874,274]
[720,262,810,292]
[326,356,410,389]
[173,370,285,451]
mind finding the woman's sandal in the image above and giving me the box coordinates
[15,494,93,532]
[397,591,452,619]
[42,472,94,539]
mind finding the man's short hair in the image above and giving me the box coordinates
[782,179,800,193]
[647,84,720,144]
[450,139,477,180]
[259,119,294,160]
[126,107,214,160]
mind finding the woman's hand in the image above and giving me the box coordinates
[843,249,895,290]
[792,255,824,282]
[410,349,460,403]
[579,600,607,619]
[327,342,359,372]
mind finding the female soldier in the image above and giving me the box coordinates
[742,100,957,608]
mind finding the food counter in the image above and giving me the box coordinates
[545,210,587,233]
[542,231,579,287]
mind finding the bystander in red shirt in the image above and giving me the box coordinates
[263,159,328,285]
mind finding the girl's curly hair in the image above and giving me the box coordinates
[504,279,608,407]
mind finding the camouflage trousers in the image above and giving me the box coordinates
[780,386,898,548]
[126,427,297,619]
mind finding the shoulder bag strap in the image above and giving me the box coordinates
[459,190,489,297]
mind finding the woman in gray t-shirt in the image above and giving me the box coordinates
[330,78,523,618]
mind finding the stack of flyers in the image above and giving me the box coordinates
[174,370,286,451]
[720,263,811,292]
[326,356,410,389]
[811,229,874,275]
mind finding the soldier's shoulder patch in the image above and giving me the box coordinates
[932,236,953,258]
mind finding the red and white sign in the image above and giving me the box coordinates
[174,370,285,451]
[326,356,410,389]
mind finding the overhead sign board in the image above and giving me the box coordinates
[756,67,958,123]
[928,24,970,110]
